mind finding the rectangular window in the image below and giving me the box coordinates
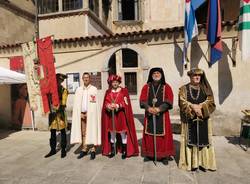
[66,73,80,94]
[90,72,102,90]
[38,0,59,14]
[124,72,137,95]
[118,0,139,20]
[220,0,239,21]
[89,0,99,17]
[63,0,83,11]
[196,0,240,24]
[122,49,138,68]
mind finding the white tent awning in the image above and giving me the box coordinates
[0,67,26,84]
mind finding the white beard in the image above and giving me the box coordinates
[152,76,161,81]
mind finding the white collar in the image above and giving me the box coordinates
[82,84,91,89]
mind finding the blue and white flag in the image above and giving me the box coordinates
[183,0,205,65]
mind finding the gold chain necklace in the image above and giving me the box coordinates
[189,85,200,101]
[111,88,120,103]
[152,84,161,105]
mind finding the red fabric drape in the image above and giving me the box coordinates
[9,56,24,73]
[36,36,59,113]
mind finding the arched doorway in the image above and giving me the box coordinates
[103,45,149,114]
[108,48,139,96]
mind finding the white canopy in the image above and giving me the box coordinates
[0,67,26,84]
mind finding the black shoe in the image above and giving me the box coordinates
[199,166,207,172]
[162,158,168,165]
[61,149,67,158]
[121,153,126,159]
[109,152,115,158]
[143,157,151,162]
[90,152,96,160]
[44,150,56,158]
[121,144,127,159]
[77,151,87,159]
[109,143,115,158]
[191,167,198,172]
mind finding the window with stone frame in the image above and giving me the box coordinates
[124,72,137,95]
[38,0,83,14]
[102,0,110,24]
[63,0,83,11]
[118,0,140,21]
[122,49,138,68]
[89,0,99,17]
[38,0,59,14]
[122,49,138,95]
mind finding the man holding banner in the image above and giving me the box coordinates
[139,68,174,165]
[44,73,68,158]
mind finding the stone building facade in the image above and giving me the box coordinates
[0,0,249,135]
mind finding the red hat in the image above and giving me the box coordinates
[107,74,122,84]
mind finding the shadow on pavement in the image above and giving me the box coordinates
[173,139,180,165]
[0,129,18,140]
[226,136,250,152]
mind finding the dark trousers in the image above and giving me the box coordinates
[50,129,67,151]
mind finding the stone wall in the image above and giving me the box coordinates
[0,2,35,46]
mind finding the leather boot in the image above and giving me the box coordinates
[61,148,66,158]
[60,129,67,158]
[90,151,96,160]
[121,144,127,159]
[162,158,168,165]
[109,143,115,158]
[45,138,56,158]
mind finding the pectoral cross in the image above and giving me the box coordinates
[152,98,157,107]
[152,98,157,108]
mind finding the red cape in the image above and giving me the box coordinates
[140,83,175,159]
[101,87,139,157]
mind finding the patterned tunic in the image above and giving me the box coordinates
[49,86,68,131]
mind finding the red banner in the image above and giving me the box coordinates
[9,56,24,73]
[36,36,59,113]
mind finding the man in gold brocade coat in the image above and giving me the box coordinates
[45,73,68,158]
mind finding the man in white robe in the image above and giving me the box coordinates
[70,72,101,160]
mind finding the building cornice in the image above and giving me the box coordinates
[0,20,238,50]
